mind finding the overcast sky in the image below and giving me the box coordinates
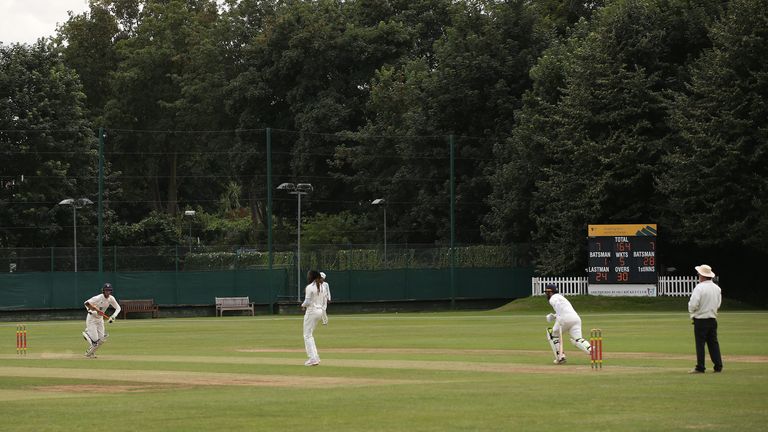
[0,0,90,44]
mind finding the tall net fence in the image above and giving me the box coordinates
[1,127,526,267]
[0,243,529,273]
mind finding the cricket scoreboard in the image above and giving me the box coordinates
[587,224,658,285]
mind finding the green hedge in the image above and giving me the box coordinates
[185,245,529,271]
[184,250,293,270]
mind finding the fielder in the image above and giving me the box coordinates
[320,271,331,325]
[544,283,591,364]
[301,270,328,366]
[82,282,121,358]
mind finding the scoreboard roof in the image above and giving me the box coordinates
[588,224,657,237]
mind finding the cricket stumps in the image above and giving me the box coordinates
[590,328,602,370]
[16,323,27,356]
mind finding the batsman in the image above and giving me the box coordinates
[544,283,592,364]
[82,282,121,358]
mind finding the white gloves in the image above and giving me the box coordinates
[88,310,99,316]
[546,313,556,323]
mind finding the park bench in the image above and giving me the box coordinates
[120,299,160,319]
[215,296,255,317]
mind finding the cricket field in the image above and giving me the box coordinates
[1,298,766,431]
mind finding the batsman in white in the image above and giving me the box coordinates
[82,282,121,358]
[544,283,591,364]
[301,270,328,366]
[320,271,331,325]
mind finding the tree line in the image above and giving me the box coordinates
[1,0,766,295]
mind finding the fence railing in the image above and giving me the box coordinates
[531,277,588,296]
[531,276,699,297]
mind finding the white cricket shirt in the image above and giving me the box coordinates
[85,294,121,317]
[688,280,721,319]
[548,293,579,318]
[301,283,327,310]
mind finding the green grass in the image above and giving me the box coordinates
[496,295,762,313]
[1,300,767,431]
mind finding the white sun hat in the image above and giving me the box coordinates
[695,264,715,278]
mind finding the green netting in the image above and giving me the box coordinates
[0,267,531,310]
[0,269,288,309]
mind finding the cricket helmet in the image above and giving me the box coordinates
[102,282,113,293]
[544,283,559,294]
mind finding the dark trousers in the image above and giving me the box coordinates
[693,318,723,372]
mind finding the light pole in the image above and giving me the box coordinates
[277,182,313,302]
[184,210,196,252]
[372,198,387,268]
[59,198,93,272]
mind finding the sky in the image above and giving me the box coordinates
[0,0,90,44]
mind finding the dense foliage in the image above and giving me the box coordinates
[1,0,766,292]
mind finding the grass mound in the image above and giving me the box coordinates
[495,295,760,313]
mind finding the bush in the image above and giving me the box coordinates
[183,244,529,271]
[184,249,293,271]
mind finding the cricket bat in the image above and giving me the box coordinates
[90,308,111,320]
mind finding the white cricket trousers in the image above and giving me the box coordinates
[553,314,583,341]
[85,314,106,342]
[303,307,323,360]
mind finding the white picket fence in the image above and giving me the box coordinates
[531,277,588,296]
[531,276,698,297]
[657,276,699,297]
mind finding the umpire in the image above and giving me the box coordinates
[688,264,723,374]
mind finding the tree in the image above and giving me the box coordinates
[302,211,370,245]
[109,210,181,246]
[529,0,606,36]
[0,42,96,247]
[662,0,768,251]
[225,0,416,243]
[336,0,547,244]
[102,0,225,221]
[488,0,725,274]
[57,2,120,121]
[484,41,571,246]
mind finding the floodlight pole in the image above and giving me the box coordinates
[372,198,387,268]
[297,191,303,302]
[184,210,196,253]
[72,204,78,272]
[383,206,387,267]
[278,183,313,302]
[59,198,93,272]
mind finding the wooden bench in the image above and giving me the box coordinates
[120,299,160,319]
[215,297,255,317]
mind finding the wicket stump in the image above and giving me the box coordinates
[590,328,602,369]
[16,324,27,356]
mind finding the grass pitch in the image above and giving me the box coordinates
[1,299,767,431]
